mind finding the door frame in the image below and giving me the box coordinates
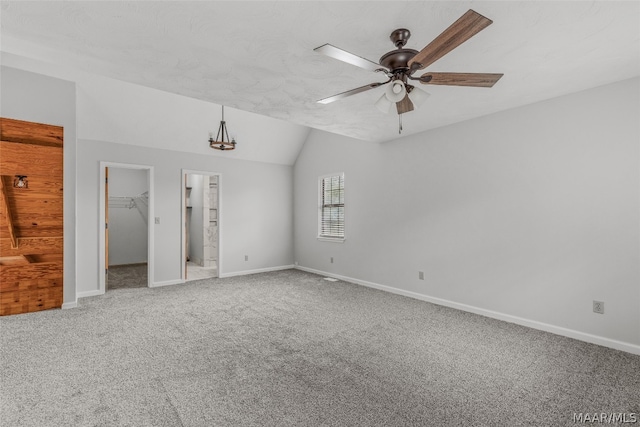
[99,161,154,293]
[181,169,222,281]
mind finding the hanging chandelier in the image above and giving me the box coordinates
[208,105,237,151]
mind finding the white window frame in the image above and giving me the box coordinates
[317,173,345,243]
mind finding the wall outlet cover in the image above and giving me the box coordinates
[593,301,604,314]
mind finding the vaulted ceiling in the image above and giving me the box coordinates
[1,1,639,143]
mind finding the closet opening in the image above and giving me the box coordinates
[99,163,154,293]
[182,171,219,282]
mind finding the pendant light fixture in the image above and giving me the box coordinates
[209,105,237,151]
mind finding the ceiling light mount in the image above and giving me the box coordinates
[209,105,237,151]
[389,28,411,48]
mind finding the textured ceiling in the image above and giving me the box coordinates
[1,1,639,143]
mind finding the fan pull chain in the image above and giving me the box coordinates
[398,114,403,134]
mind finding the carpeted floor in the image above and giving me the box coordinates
[1,269,638,426]
[107,263,148,290]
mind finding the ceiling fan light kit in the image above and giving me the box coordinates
[407,85,430,108]
[376,82,430,115]
[385,80,407,103]
[375,93,393,114]
[314,9,503,133]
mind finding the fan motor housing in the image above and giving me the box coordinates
[379,48,419,72]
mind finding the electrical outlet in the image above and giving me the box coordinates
[330,257,334,263]
[418,271,424,280]
[593,301,604,314]
[154,217,160,224]
[244,255,248,261]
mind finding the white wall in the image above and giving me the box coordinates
[1,51,310,166]
[77,139,294,294]
[293,77,640,352]
[108,168,148,266]
[0,66,77,307]
[0,61,296,299]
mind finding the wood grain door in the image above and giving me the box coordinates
[0,118,64,315]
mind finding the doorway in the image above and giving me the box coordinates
[183,171,219,282]
[99,162,154,293]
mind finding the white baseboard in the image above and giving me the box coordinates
[219,265,295,278]
[151,279,184,288]
[295,266,640,356]
[61,301,77,309]
[77,289,104,298]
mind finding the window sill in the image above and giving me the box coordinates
[317,236,345,243]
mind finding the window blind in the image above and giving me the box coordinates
[320,174,344,238]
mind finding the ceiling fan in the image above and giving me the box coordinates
[314,9,503,117]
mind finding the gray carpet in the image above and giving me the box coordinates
[1,269,638,426]
[107,264,148,290]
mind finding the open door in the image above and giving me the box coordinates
[104,167,150,290]
[183,171,219,282]
[99,162,154,293]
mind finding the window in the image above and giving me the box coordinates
[318,174,345,241]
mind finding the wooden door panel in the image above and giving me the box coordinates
[0,275,62,293]
[2,226,63,239]
[2,177,63,197]
[0,118,63,147]
[0,262,63,281]
[0,118,63,315]
[0,141,63,176]
[29,286,63,311]
[0,285,62,315]
[0,291,29,315]
[0,237,63,256]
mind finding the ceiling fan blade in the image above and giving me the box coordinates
[396,94,414,114]
[317,82,386,104]
[314,44,385,72]
[418,72,503,87]
[408,9,493,71]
